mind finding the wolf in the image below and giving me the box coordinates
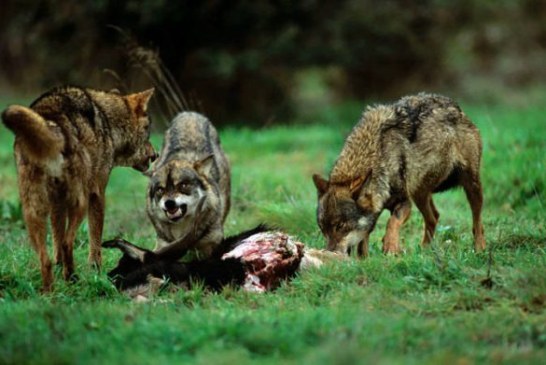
[1,86,156,291]
[146,111,230,259]
[312,93,486,257]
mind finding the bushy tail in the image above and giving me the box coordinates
[2,105,64,162]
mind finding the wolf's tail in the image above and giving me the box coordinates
[2,105,64,162]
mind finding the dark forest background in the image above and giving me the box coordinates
[1,0,545,125]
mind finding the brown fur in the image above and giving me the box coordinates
[313,93,486,257]
[2,86,156,291]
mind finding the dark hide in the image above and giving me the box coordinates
[103,225,269,291]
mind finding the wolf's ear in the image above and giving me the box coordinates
[195,154,214,177]
[102,238,148,262]
[127,88,155,114]
[312,174,329,196]
[349,171,372,200]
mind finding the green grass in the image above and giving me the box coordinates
[0,97,544,364]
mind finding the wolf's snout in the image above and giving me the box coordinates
[150,150,158,162]
[163,200,187,222]
[165,199,177,211]
[133,144,156,172]
[145,144,157,163]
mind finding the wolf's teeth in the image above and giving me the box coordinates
[166,208,184,221]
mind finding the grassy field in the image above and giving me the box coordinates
[0,97,544,364]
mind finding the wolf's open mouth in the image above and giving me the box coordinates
[165,205,187,222]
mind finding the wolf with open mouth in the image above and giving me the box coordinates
[146,112,230,258]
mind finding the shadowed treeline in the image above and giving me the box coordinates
[1,0,545,124]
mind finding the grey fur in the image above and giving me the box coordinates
[146,112,231,258]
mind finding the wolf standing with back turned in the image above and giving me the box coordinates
[147,112,230,259]
[313,93,485,257]
[2,86,157,291]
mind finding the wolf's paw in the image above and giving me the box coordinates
[381,235,403,255]
[65,272,79,283]
[381,242,402,255]
[88,255,102,272]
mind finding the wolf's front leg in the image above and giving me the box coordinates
[357,235,370,258]
[382,200,412,254]
[88,191,105,269]
[414,194,439,247]
[194,228,224,259]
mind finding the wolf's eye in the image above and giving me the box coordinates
[155,187,164,196]
[335,222,344,232]
[178,182,190,193]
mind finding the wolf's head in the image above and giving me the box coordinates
[115,88,158,172]
[147,156,214,224]
[312,172,380,255]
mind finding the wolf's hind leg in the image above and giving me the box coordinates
[461,172,486,252]
[62,204,85,281]
[88,191,105,269]
[24,212,53,291]
[50,207,66,265]
[414,194,439,246]
[382,200,412,254]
